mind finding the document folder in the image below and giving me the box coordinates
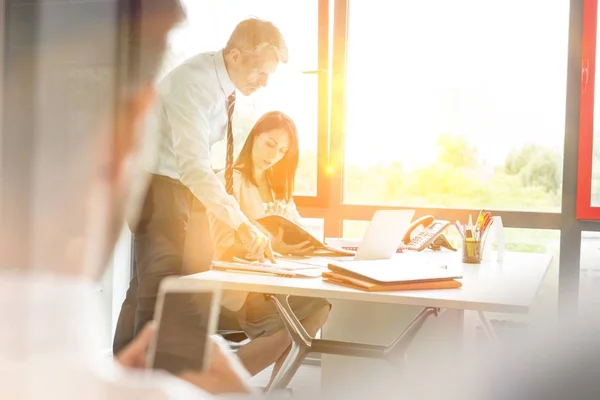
[322,270,462,292]
[256,215,356,257]
[324,258,462,291]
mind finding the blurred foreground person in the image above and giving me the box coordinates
[0,0,255,398]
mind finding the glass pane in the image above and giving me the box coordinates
[163,0,319,195]
[592,5,600,207]
[343,0,569,211]
[302,218,325,241]
[593,143,600,207]
[579,231,600,315]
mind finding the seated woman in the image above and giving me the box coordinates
[207,111,330,383]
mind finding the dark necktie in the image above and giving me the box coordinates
[225,91,236,195]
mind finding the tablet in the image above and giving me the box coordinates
[147,277,221,374]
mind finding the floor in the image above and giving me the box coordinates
[251,364,321,399]
[248,313,527,399]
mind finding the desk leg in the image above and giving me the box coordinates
[477,311,498,342]
[321,300,464,398]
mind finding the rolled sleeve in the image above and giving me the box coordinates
[161,73,248,230]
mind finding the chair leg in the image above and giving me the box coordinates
[264,294,313,392]
[269,294,312,346]
[265,342,309,392]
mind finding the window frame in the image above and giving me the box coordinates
[576,0,600,219]
[293,0,331,207]
[300,0,570,237]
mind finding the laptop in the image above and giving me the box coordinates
[332,210,416,261]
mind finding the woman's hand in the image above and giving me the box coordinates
[271,227,314,256]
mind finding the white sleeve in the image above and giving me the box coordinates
[162,72,248,230]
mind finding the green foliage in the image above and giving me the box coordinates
[339,136,561,211]
[436,133,478,168]
[504,144,562,194]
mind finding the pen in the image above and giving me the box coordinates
[455,220,465,239]
[465,215,473,239]
[476,209,485,229]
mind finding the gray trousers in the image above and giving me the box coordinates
[112,174,214,355]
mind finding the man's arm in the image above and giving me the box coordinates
[162,74,248,230]
[162,72,274,262]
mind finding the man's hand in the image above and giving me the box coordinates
[236,221,276,263]
[116,322,155,369]
[178,335,258,396]
[272,227,314,256]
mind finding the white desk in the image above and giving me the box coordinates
[187,251,552,396]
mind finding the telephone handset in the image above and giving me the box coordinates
[402,215,457,252]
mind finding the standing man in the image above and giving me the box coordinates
[113,18,289,354]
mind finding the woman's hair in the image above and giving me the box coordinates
[234,111,299,201]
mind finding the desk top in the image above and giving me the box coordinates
[186,251,553,314]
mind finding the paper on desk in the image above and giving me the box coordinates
[274,255,333,269]
[235,257,326,270]
[212,260,323,278]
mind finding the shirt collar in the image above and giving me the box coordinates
[214,49,236,97]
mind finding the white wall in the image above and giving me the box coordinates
[98,226,132,350]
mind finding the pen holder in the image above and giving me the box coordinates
[462,239,482,264]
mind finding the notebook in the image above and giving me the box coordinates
[255,215,355,257]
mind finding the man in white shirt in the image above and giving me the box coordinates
[0,0,256,398]
[113,18,288,356]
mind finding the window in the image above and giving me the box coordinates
[579,231,600,315]
[577,0,600,219]
[342,0,569,211]
[303,218,325,241]
[163,0,322,196]
[343,221,558,254]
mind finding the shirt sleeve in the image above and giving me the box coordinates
[161,70,248,230]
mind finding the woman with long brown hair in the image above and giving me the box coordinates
[207,110,330,386]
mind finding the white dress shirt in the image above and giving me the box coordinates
[147,50,248,230]
[0,272,213,399]
[207,170,302,311]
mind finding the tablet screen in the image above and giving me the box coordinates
[151,291,213,374]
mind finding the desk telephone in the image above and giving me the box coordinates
[402,215,457,252]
